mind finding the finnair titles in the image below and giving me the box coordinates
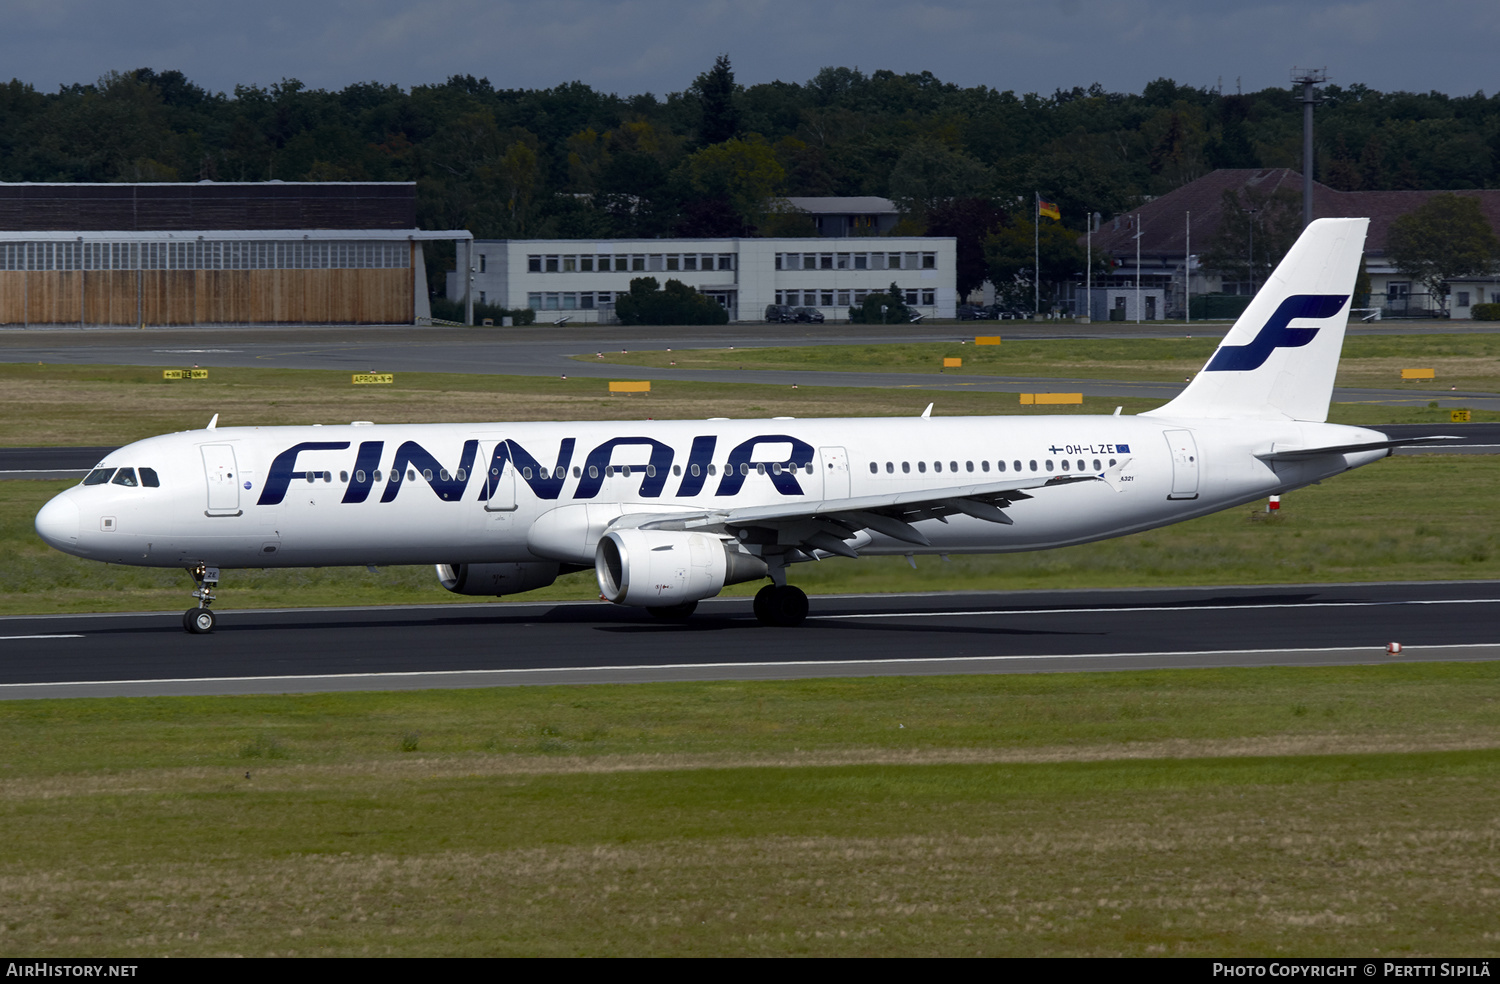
[34,218,1446,632]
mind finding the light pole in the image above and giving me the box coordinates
[1246,207,1261,295]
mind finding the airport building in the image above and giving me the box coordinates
[1084,169,1500,320]
[0,182,469,327]
[448,236,958,323]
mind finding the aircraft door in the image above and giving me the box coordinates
[1163,430,1200,500]
[818,446,850,499]
[483,442,517,513]
[201,445,241,516]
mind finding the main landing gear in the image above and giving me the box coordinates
[183,564,219,634]
[753,584,808,627]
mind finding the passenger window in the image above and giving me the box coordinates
[1079,460,1087,472]
[1108,459,1117,467]
[423,469,435,481]
[111,468,138,487]
[573,466,582,478]
[740,463,750,476]
[981,461,990,472]
[1061,460,1070,471]
[340,471,349,482]
[1093,460,1101,471]
[83,468,115,486]
[1015,461,1023,472]
[869,462,877,474]
[1028,460,1036,472]
[408,470,416,481]
[1045,460,1054,472]
[708,464,717,476]
[673,465,682,476]
[439,470,450,481]
[355,470,367,484]
[588,466,599,479]
[374,470,383,482]
[933,461,942,472]
[996,461,1005,472]
[885,462,893,473]
[457,468,467,481]
[690,464,700,477]
[917,462,927,473]
[950,461,958,472]
[139,467,160,487]
[966,461,974,472]
[902,462,910,473]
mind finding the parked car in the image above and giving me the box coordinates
[957,304,990,320]
[764,304,797,323]
[793,306,825,323]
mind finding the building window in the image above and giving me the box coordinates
[1458,291,1471,307]
[478,291,486,304]
[543,293,559,310]
[581,293,595,309]
[820,254,833,270]
[922,252,936,269]
[648,255,664,271]
[563,256,577,272]
[921,290,935,305]
[837,290,850,306]
[905,289,919,304]
[888,253,903,269]
[821,291,834,307]
[683,255,697,271]
[854,254,868,270]
[666,255,680,271]
[719,254,734,270]
[544,255,559,273]
[528,293,542,309]
[631,255,645,271]
[580,256,593,272]
[479,254,487,273]
[528,255,542,273]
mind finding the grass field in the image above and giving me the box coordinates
[5,454,1498,615]
[0,665,1495,956]
[0,356,1490,451]
[585,333,1500,393]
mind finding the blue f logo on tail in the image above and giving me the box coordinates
[1204,294,1349,372]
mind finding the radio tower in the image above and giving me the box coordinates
[1292,67,1328,229]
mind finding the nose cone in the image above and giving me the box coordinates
[35,495,80,552]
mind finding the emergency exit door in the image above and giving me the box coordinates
[1163,430,1200,500]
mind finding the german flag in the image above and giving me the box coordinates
[1038,199,1061,221]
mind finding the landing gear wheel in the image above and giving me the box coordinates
[754,584,809,627]
[647,600,698,621]
[183,608,216,634]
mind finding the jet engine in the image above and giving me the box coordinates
[595,529,767,607]
[436,562,561,596]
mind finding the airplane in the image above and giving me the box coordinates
[33,217,1450,633]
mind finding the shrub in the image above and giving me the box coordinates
[847,283,911,324]
[614,277,729,325]
[1471,302,1500,321]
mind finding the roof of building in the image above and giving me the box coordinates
[0,182,417,232]
[1088,168,1500,258]
[783,196,898,215]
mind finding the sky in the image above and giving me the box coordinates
[3,0,1496,100]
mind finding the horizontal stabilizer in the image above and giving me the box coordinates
[1255,435,1460,461]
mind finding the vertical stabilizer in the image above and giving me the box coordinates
[1144,217,1369,422]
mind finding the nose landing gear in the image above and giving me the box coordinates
[183,564,220,634]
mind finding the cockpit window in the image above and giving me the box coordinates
[83,468,115,486]
[111,468,139,487]
[139,467,160,488]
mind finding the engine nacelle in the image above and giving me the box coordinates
[595,529,766,607]
[436,562,561,596]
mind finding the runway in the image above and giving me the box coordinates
[2,581,1496,699]
[2,322,1498,410]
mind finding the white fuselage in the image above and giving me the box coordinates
[34,414,1388,571]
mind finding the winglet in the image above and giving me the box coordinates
[921,403,933,419]
[207,414,219,431]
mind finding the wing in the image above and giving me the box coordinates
[607,460,1130,560]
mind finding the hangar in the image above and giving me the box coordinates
[0,182,469,327]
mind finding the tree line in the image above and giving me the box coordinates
[2,61,1499,303]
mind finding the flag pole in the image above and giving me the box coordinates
[1034,192,1040,319]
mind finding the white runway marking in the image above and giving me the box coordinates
[0,635,85,641]
[821,596,1500,619]
[4,642,1500,690]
